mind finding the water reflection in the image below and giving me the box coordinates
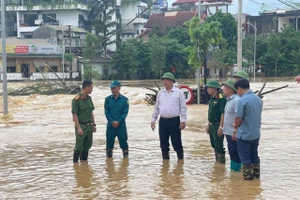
[159,160,185,199]
[104,158,130,198]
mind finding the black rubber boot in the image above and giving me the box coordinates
[73,151,80,163]
[162,151,170,160]
[81,151,89,161]
[123,149,129,158]
[176,149,184,160]
[106,149,113,158]
[242,164,254,180]
[217,153,226,164]
[253,163,260,179]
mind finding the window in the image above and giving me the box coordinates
[42,14,57,24]
[7,66,16,72]
[50,66,58,72]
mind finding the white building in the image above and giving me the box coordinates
[6,0,89,39]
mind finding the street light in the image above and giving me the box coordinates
[246,21,257,82]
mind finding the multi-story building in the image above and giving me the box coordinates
[5,0,90,38]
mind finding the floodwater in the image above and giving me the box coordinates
[0,79,300,199]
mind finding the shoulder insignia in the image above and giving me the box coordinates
[74,95,80,100]
[219,94,223,99]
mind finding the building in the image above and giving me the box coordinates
[32,25,87,54]
[246,8,300,37]
[5,0,90,39]
[0,38,79,81]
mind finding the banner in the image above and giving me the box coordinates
[28,45,63,54]
[1,45,29,54]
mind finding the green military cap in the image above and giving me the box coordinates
[161,72,176,82]
[233,71,250,80]
[206,80,220,89]
[223,79,237,92]
[110,80,121,88]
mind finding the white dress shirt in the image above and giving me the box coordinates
[152,86,187,122]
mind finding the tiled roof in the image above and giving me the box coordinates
[144,11,198,28]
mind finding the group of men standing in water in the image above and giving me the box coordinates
[71,70,262,181]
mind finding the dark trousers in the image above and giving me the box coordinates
[226,135,241,163]
[106,123,128,150]
[209,124,225,154]
[237,138,260,165]
[159,117,183,152]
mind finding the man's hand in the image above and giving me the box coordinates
[111,121,119,128]
[77,127,83,136]
[206,126,209,134]
[93,126,97,133]
[179,122,186,130]
[217,127,223,137]
[232,130,237,141]
[151,121,155,131]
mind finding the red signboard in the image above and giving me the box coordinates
[14,46,28,54]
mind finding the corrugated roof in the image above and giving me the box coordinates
[46,25,87,33]
[0,37,52,46]
[144,11,198,28]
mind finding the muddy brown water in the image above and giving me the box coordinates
[0,79,300,199]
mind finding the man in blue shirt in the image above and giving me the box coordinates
[105,80,129,158]
[233,79,263,180]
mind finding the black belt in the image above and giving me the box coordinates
[79,122,95,126]
[209,122,220,125]
[160,116,180,120]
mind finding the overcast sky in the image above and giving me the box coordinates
[168,0,288,15]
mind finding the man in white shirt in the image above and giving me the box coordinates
[151,72,187,160]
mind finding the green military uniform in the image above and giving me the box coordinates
[208,92,227,161]
[72,93,95,154]
[104,94,129,153]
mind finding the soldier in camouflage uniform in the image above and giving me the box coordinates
[206,80,227,164]
[71,80,96,162]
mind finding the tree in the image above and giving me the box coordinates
[184,17,222,84]
[88,0,118,79]
[83,33,100,80]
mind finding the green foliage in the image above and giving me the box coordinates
[64,53,74,62]
[83,33,99,59]
[83,64,101,80]
[206,11,237,48]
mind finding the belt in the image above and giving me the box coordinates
[79,122,95,126]
[160,116,180,120]
[209,122,220,125]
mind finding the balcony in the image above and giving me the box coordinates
[6,3,89,12]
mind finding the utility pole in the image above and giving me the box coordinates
[237,0,243,71]
[68,25,72,80]
[1,0,8,115]
[197,0,201,104]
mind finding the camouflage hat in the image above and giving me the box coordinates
[206,80,220,89]
[161,72,176,82]
[233,71,250,80]
[223,79,237,92]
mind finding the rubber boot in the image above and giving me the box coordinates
[233,162,242,172]
[176,149,184,160]
[217,153,225,164]
[253,163,260,179]
[106,149,113,158]
[162,151,170,160]
[73,151,80,163]
[242,164,254,180]
[123,149,129,158]
[230,160,234,171]
[81,151,89,161]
